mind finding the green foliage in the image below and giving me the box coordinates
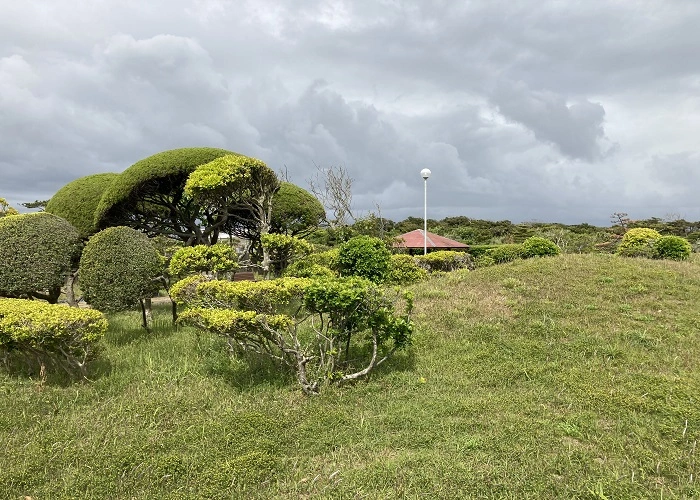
[487,244,524,264]
[96,147,236,225]
[0,212,82,302]
[0,197,18,217]
[79,227,164,312]
[467,245,499,258]
[653,235,692,260]
[261,233,314,275]
[474,255,496,268]
[45,173,118,238]
[185,154,279,207]
[385,254,429,285]
[414,250,474,272]
[0,298,107,376]
[177,275,414,395]
[173,276,312,313]
[94,147,239,244]
[283,262,337,279]
[169,243,238,278]
[337,236,391,283]
[271,182,325,236]
[521,236,561,258]
[281,248,340,279]
[616,228,661,257]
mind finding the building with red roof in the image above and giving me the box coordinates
[393,229,469,252]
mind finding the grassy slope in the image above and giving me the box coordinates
[1,254,699,499]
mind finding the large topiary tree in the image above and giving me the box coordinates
[0,213,82,303]
[270,182,325,237]
[79,226,163,329]
[94,147,240,245]
[184,154,280,274]
[46,172,118,239]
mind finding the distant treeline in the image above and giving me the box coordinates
[310,215,700,252]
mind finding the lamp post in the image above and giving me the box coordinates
[420,168,431,255]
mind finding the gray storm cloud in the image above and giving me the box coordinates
[1,0,700,225]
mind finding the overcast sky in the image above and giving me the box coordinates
[2,1,699,226]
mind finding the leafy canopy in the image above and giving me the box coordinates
[46,172,118,238]
[95,147,239,244]
[270,182,325,236]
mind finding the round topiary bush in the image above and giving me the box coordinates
[337,236,391,283]
[45,172,118,238]
[0,212,82,302]
[616,228,661,257]
[79,226,164,311]
[654,235,692,260]
[522,236,561,258]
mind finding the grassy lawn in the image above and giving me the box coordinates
[1,253,699,498]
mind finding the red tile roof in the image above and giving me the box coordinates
[393,229,469,249]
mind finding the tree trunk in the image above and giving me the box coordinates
[64,272,78,307]
[144,297,153,324]
[139,299,151,332]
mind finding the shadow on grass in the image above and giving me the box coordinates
[106,304,178,347]
[0,350,113,387]
[195,333,417,393]
[196,334,295,390]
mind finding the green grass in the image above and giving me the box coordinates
[1,254,699,498]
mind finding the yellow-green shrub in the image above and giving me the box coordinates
[386,254,428,284]
[414,251,473,273]
[0,298,107,376]
[169,243,238,278]
[616,228,661,258]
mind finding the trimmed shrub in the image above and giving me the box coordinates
[0,213,82,302]
[308,249,339,269]
[284,261,337,279]
[45,173,118,238]
[386,254,429,285]
[337,236,391,283]
[169,243,239,278]
[415,251,473,273]
[177,275,413,395]
[488,244,524,264]
[260,233,314,275]
[95,147,237,229]
[79,227,164,312]
[654,235,692,260]
[0,298,107,376]
[522,236,561,258]
[271,182,325,236]
[616,228,661,257]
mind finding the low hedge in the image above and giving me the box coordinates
[488,244,524,264]
[414,251,473,272]
[0,298,107,376]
